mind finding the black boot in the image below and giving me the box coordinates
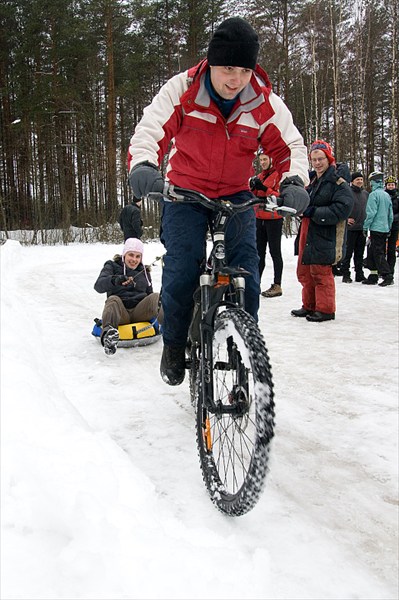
[160,345,186,385]
[355,272,366,282]
[306,311,335,322]
[291,307,314,318]
[378,276,394,287]
[362,274,378,285]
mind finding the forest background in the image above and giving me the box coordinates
[0,0,398,242]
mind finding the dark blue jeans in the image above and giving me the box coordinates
[160,191,260,347]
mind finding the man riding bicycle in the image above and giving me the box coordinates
[128,16,310,386]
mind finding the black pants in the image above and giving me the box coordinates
[256,218,283,284]
[367,231,392,277]
[340,229,366,277]
[386,225,398,275]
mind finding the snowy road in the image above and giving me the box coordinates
[2,238,398,599]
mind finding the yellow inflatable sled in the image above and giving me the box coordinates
[91,317,161,347]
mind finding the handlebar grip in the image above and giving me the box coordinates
[147,182,183,203]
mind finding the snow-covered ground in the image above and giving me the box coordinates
[1,236,398,600]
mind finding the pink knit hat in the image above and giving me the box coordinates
[122,237,144,261]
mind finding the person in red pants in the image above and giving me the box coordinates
[291,140,353,322]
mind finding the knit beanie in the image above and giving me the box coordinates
[122,237,144,260]
[351,171,363,182]
[207,17,259,70]
[309,139,335,165]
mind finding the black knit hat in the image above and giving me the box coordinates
[351,171,363,182]
[207,17,259,70]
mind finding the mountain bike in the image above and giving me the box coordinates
[148,184,295,516]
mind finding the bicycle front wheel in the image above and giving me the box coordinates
[196,308,275,516]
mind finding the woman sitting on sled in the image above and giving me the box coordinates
[94,238,163,355]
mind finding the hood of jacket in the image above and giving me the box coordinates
[370,179,383,192]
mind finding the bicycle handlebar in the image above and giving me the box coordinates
[147,183,297,215]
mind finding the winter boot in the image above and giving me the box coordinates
[362,274,378,285]
[355,272,366,282]
[102,326,119,355]
[306,311,335,322]
[378,276,394,287]
[342,275,353,283]
[160,344,186,386]
[291,307,314,318]
[261,283,282,298]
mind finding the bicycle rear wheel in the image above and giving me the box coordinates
[196,308,275,516]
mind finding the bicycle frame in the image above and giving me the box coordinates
[148,184,294,415]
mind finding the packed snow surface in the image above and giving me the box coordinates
[1,238,398,599]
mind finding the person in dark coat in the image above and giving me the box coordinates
[291,140,354,322]
[118,198,143,241]
[94,238,163,355]
[340,172,368,283]
[384,175,399,277]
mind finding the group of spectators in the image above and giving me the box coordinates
[251,146,398,323]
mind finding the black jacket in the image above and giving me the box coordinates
[386,188,399,228]
[348,185,368,230]
[94,256,152,309]
[301,166,354,265]
[119,203,143,241]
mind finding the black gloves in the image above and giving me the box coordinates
[302,205,315,218]
[249,177,267,192]
[111,275,128,286]
[128,162,164,198]
[278,175,310,215]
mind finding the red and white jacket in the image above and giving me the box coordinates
[128,60,309,198]
[253,166,282,220]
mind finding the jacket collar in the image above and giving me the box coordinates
[261,166,276,178]
[184,60,273,122]
[311,165,337,184]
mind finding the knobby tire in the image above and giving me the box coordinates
[194,308,275,516]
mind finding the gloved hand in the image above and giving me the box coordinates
[302,205,315,218]
[128,161,165,198]
[249,176,267,192]
[111,274,128,286]
[278,175,310,215]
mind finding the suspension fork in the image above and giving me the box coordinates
[199,275,243,415]
[232,276,246,309]
[198,274,219,413]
